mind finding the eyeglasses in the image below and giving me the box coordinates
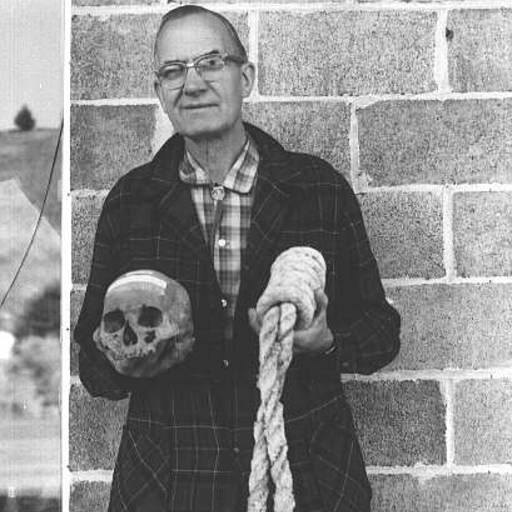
[155,52,247,90]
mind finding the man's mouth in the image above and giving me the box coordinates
[183,104,216,110]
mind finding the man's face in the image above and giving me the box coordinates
[154,14,254,141]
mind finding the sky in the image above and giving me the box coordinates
[0,0,63,130]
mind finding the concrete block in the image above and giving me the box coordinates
[70,480,111,512]
[69,383,128,471]
[243,101,350,176]
[259,11,436,96]
[71,105,156,191]
[385,283,512,371]
[371,473,512,512]
[358,99,512,186]
[454,192,512,277]
[448,9,512,92]
[454,379,512,465]
[420,474,512,512]
[360,191,444,279]
[71,342,80,378]
[186,0,330,3]
[71,12,248,99]
[370,474,420,511]
[344,380,446,466]
[71,14,159,100]
[74,0,157,4]
[70,288,85,376]
[72,194,104,285]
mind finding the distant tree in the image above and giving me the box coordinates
[14,104,36,131]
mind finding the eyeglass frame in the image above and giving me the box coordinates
[154,51,248,90]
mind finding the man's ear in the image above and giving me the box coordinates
[240,61,256,99]
[154,79,167,114]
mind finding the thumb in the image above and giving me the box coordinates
[314,289,328,316]
[248,308,262,334]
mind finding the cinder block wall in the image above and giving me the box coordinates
[69,1,512,510]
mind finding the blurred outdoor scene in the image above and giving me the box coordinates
[0,1,62,511]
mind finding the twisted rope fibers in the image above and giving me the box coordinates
[248,247,326,512]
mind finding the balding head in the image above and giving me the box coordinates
[154,6,247,67]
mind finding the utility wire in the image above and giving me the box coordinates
[0,119,63,311]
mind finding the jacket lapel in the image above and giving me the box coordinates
[158,180,210,261]
[147,134,210,262]
[244,167,290,283]
[241,124,301,302]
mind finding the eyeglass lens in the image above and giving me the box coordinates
[160,54,227,89]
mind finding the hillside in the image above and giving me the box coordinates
[0,129,61,326]
[0,129,61,231]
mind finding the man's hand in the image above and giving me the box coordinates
[248,289,334,355]
[95,335,192,378]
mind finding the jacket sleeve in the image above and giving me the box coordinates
[329,182,401,375]
[73,188,149,400]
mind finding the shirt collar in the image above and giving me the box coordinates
[179,135,259,194]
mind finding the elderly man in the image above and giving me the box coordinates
[75,5,400,512]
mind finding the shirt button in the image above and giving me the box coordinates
[233,447,240,455]
[221,298,228,309]
[218,238,227,248]
[223,359,230,368]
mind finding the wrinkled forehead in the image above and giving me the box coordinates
[155,13,236,64]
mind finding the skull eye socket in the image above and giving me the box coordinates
[138,305,163,328]
[103,309,125,333]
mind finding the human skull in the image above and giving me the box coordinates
[93,270,194,362]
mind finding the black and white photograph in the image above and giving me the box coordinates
[3,0,512,511]
[0,1,62,511]
[68,1,512,511]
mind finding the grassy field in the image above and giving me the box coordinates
[0,416,60,495]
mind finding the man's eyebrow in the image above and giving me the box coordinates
[160,49,223,65]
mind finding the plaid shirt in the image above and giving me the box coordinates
[179,137,259,342]
[74,123,400,512]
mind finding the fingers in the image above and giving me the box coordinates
[248,308,262,335]
[292,290,332,354]
[313,288,328,317]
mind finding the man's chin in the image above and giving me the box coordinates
[179,123,229,141]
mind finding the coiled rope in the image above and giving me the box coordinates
[248,247,326,512]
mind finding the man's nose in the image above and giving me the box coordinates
[182,65,207,93]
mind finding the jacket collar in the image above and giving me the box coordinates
[148,122,300,190]
[144,123,300,294]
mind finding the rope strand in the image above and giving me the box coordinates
[248,247,326,512]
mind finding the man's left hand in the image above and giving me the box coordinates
[248,289,334,355]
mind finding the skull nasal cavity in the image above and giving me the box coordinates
[123,323,138,346]
[104,309,125,333]
[138,305,163,328]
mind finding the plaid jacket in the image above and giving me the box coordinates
[74,123,400,512]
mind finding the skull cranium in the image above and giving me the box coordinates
[93,270,194,363]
